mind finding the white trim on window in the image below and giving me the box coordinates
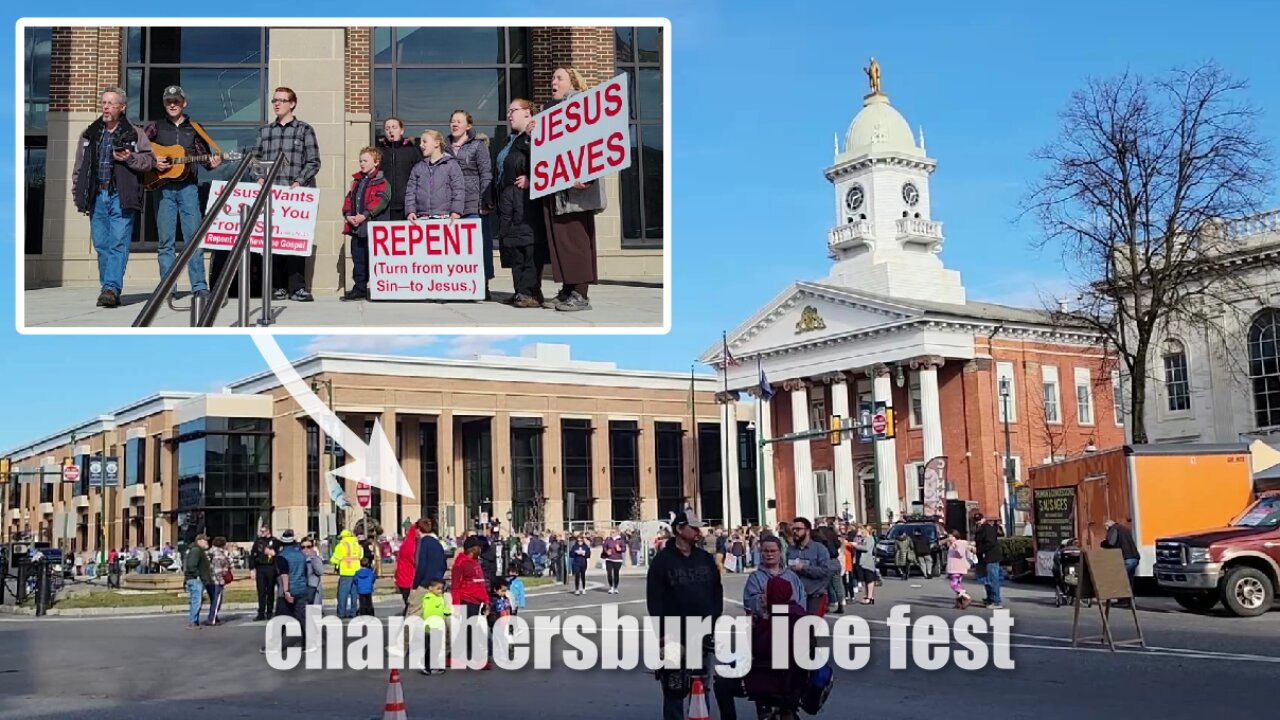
[809,385,827,431]
[996,361,1017,423]
[1075,367,1094,426]
[908,374,922,428]
[1041,365,1061,425]
[1112,370,1124,427]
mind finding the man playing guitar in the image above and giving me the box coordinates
[145,85,222,302]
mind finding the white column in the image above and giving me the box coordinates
[789,382,816,520]
[720,401,741,528]
[760,396,778,528]
[872,368,901,522]
[918,360,945,463]
[829,377,855,521]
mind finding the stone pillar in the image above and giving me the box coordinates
[543,413,564,532]
[720,400,741,528]
[640,416,659,522]
[591,415,611,528]
[378,409,398,532]
[828,374,856,521]
[916,358,946,465]
[492,412,512,531]
[436,411,459,538]
[872,366,901,522]
[400,416,422,523]
[787,380,815,520]
[759,395,778,528]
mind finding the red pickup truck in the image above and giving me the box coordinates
[1153,492,1280,617]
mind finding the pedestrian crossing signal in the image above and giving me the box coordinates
[830,415,842,446]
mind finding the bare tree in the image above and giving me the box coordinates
[1024,63,1274,442]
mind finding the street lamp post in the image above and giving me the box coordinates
[999,377,1015,534]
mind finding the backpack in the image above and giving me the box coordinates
[800,662,835,715]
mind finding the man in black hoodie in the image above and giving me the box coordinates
[377,117,421,221]
[974,514,1004,609]
[647,510,737,720]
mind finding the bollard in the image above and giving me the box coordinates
[34,560,50,617]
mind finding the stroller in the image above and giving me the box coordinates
[1052,538,1090,607]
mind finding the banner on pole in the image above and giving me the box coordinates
[201,181,319,257]
[367,218,484,300]
[529,73,632,199]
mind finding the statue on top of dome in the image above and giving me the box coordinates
[865,57,882,95]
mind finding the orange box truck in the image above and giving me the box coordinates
[1026,444,1254,579]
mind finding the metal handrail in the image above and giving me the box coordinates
[196,151,288,327]
[131,152,256,327]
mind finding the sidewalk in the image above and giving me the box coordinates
[21,276,664,330]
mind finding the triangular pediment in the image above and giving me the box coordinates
[699,282,924,364]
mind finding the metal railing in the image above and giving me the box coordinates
[131,150,286,328]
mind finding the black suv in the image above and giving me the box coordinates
[873,519,947,577]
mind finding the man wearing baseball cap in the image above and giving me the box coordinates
[144,85,222,302]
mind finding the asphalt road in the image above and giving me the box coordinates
[1,573,1276,719]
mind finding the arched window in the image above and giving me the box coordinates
[1162,339,1190,413]
[1249,310,1280,428]
[858,464,876,524]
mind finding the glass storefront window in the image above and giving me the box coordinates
[615,26,664,248]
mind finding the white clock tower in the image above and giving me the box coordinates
[823,60,965,304]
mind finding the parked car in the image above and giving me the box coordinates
[873,517,947,577]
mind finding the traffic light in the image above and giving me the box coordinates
[829,415,842,445]
[883,408,896,439]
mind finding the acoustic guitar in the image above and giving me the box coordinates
[144,143,243,190]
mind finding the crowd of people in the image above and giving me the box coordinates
[72,65,607,311]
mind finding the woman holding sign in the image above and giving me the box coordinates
[496,99,548,308]
[405,130,464,221]
[531,66,605,312]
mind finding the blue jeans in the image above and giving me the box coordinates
[206,583,224,624]
[337,576,358,618]
[1124,557,1139,587]
[185,578,204,625]
[90,190,135,293]
[984,562,1003,605]
[156,182,208,293]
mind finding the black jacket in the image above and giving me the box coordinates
[646,538,723,641]
[377,137,420,212]
[496,131,549,260]
[250,536,280,568]
[976,522,1003,564]
[144,115,214,185]
[1102,523,1139,560]
[479,536,498,581]
[73,116,150,214]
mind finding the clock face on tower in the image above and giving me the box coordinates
[902,182,920,207]
[845,184,864,213]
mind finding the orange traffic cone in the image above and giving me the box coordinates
[383,668,407,720]
[687,676,710,720]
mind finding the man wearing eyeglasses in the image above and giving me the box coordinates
[251,86,321,302]
[71,86,156,309]
[145,85,222,303]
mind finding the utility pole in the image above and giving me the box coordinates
[999,377,1015,534]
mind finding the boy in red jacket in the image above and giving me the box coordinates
[341,146,390,301]
[450,536,491,669]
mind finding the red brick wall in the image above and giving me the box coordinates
[529,27,615,108]
[771,393,795,524]
[50,27,120,113]
[346,27,371,116]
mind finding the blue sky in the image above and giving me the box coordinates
[3,0,1280,451]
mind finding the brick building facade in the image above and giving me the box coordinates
[22,24,665,292]
[698,69,1125,530]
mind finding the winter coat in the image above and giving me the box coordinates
[72,116,155,214]
[394,524,419,591]
[496,131,549,261]
[445,128,493,216]
[342,167,391,237]
[404,153,464,218]
[541,92,607,216]
[895,535,916,565]
[377,137,420,212]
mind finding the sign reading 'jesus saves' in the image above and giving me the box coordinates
[529,73,632,200]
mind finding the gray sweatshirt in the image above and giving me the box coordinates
[742,567,805,618]
[786,539,834,598]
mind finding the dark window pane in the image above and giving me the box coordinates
[396,27,504,65]
[127,27,143,63]
[24,144,45,255]
[637,27,661,63]
[374,68,394,124]
[26,28,51,99]
[639,68,661,121]
[615,28,634,64]
[395,69,505,122]
[145,68,262,123]
[149,27,263,65]
[126,68,143,122]
[510,69,530,110]
[508,28,528,64]
[373,27,394,64]
[641,127,663,239]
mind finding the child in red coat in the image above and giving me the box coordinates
[341,146,391,301]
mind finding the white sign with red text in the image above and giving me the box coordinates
[200,180,319,257]
[367,218,484,300]
[529,72,631,200]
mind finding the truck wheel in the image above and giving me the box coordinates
[1221,567,1274,617]
[1173,592,1218,613]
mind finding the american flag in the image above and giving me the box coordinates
[722,333,742,368]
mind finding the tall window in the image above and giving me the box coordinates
[808,386,827,431]
[23,28,50,255]
[697,423,722,523]
[996,362,1017,422]
[1162,339,1191,413]
[608,421,640,522]
[561,419,593,526]
[1074,368,1094,426]
[41,467,54,504]
[908,375,923,427]
[419,421,439,527]
[655,422,684,521]
[737,421,760,525]
[372,27,528,157]
[1249,309,1280,429]
[615,26,664,247]
[1041,366,1061,424]
[152,434,163,485]
[510,418,544,531]
[305,421,319,537]
[461,419,493,527]
[125,437,146,487]
[1113,370,1124,426]
[173,417,273,544]
[122,27,270,249]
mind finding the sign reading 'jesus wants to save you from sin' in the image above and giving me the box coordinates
[529,73,632,200]
[200,181,319,257]
[367,218,484,301]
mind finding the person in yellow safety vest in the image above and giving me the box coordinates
[331,529,364,619]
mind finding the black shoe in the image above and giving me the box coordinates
[290,288,314,302]
[340,289,367,302]
[254,615,266,622]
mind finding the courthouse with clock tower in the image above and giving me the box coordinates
[700,60,1125,530]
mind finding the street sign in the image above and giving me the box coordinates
[356,482,371,508]
[89,460,104,487]
[104,458,119,486]
[871,413,887,436]
[62,465,81,484]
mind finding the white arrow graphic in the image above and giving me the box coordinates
[251,335,414,500]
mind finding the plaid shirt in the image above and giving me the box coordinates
[251,116,320,187]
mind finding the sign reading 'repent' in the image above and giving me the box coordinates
[529,73,632,200]
[367,219,484,301]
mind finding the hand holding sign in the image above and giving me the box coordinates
[529,73,632,199]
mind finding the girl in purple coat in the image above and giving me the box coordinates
[405,130,464,221]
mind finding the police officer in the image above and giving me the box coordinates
[249,525,281,621]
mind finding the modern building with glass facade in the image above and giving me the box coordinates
[21,24,665,293]
[1,345,763,553]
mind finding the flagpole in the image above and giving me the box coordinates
[689,364,699,520]
[722,331,733,530]
[755,356,766,528]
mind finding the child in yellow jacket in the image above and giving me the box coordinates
[420,578,450,675]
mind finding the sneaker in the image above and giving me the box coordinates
[988,603,1003,610]
[273,288,288,300]
[543,291,569,309]
[420,668,432,676]
[431,668,446,675]
[290,288,314,302]
[555,291,591,312]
